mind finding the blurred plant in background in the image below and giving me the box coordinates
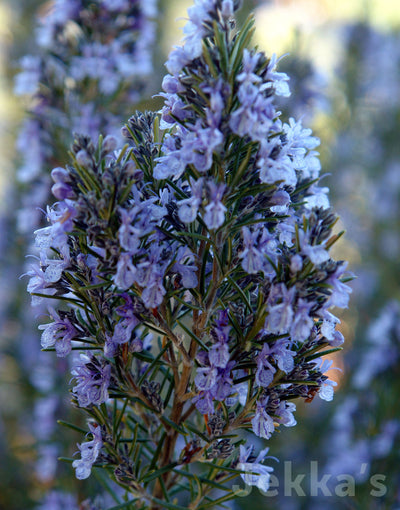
[314,22,400,509]
[329,22,400,308]
[14,0,157,234]
[1,0,158,508]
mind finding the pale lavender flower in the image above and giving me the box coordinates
[193,311,235,412]
[195,366,219,391]
[255,344,277,388]
[325,261,353,308]
[251,400,275,439]
[264,284,296,335]
[71,354,112,407]
[15,119,50,184]
[24,263,58,306]
[272,339,296,372]
[33,396,59,440]
[178,178,204,223]
[204,182,227,230]
[165,0,214,74]
[239,226,266,274]
[265,53,291,97]
[320,311,345,347]
[275,401,297,427]
[238,445,274,493]
[114,253,137,290]
[290,298,314,342]
[282,117,320,174]
[258,153,297,187]
[255,339,296,389]
[353,301,400,389]
[173,246,198,288]
[211,361,235,401]
[141,274,167,309]
[36,444,59,483]
[290,254,303,273]
[316,359,338,402]
[111,294,140,344]
[72,423,103,480]
[304,184,330,210]
[39,308,78,357]
[299,229,330,265]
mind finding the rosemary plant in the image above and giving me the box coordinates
[26,1,352,508]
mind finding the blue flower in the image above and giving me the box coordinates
[192,391,214,415]
[290,298,314,342]
[195,366,219,391]
[251,400,275,439]
[14,55,41,96]
[204,182,227,230]
[193,313,235,412]
[210,362,235,400]
[264,284,296,335]
[325,261,353,308]
[39,308,78,358]
[141,275,167,309]
[165,0,214,75]
[264,53,291,97]
[320,311,345,347]
[24,263,58,306]
[114,253,137,290]
[255,339,295,388]
[72,423,103,480]
[272,339,296,373]
[238,445,274,493]
[317,359,338,402]
[112,294,140,344]
[255,344,276,388]
[118,208,142,254]
[71,354,111,408]
[257,144,297,187]
[239,227,265,274]
[275,401,297,427]
[178,178,204,223]
[173,246,198,289]
[299,229,330,265]
[160,93,192,127]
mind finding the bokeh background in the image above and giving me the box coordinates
[1,0,400,508]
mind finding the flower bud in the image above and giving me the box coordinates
[51,166,70,183]
[76,149,91,167]
[290,254,303,273]
[102,135,118,153]
[51,182,75,200]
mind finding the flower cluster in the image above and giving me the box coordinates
[26,0,351,506]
